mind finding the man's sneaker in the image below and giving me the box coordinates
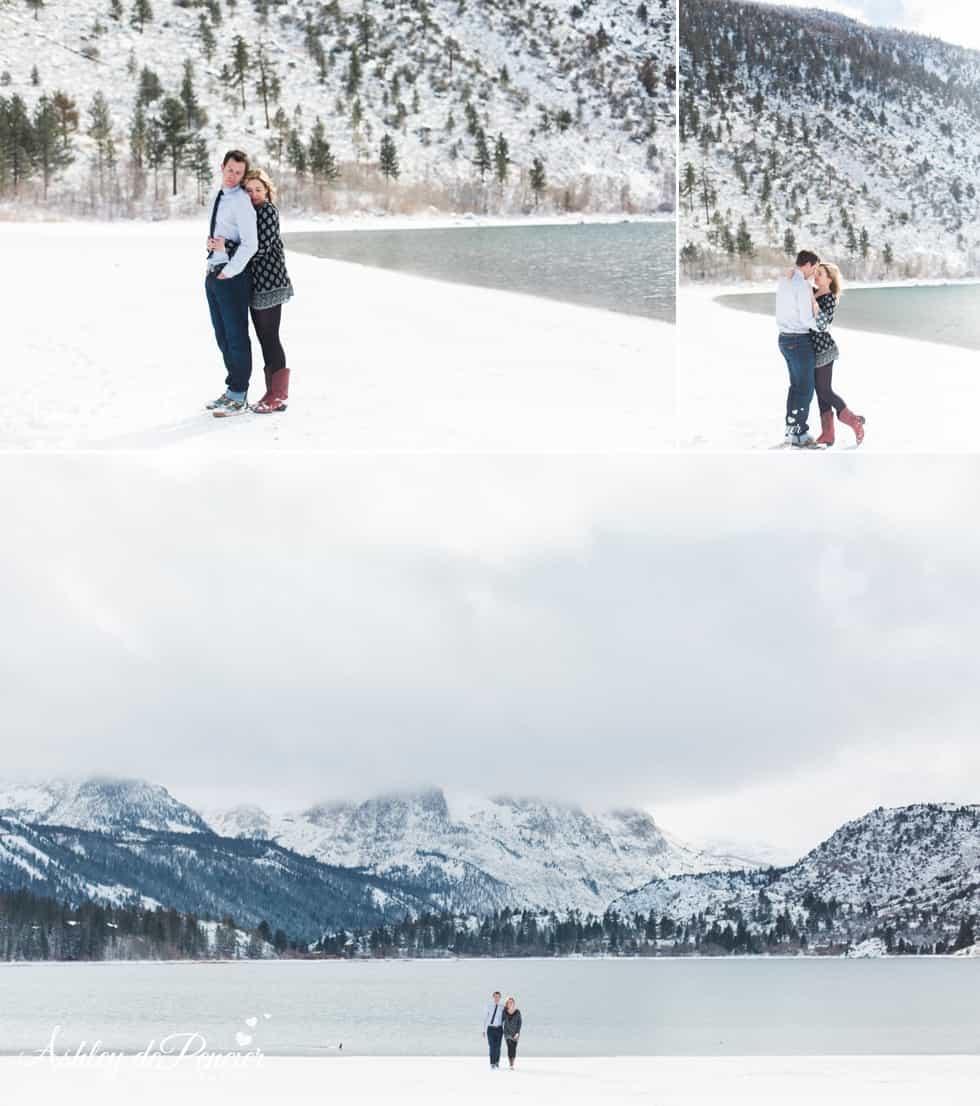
[212,397,249,418]
[205,391,233,411]
[788,431,815,447]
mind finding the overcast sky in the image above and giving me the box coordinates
[753,1,980,51]
[2,455,978,856]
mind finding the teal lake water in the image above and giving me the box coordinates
[717,283,980,350]
[284,222,675,322]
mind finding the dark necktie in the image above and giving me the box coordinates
[492,1004,498,1026]
[207,190,222,258]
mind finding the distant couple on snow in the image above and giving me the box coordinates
[482,990,523,1070]
[777,249,865,447]
[204,149,294,417]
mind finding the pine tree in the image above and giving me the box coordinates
[189,136,212,203]
[492,133,509,184]
[783,227,796,256]
[736,217,754,258]
[255,46,280,129]
[859,226,870,260]
[230,37,250,111]
[145,115,165,200]
[308,117,340,184]
[130,0,153,33]
[138,67,163,107]
[33,95,73,198]
[26,0,44,18]
[108,0,123,20]
[129,102,147,170]
[157,95,191,197]
[529,156,546,207]
[271,106,289,164]
[345,47,362,96]
[87,91,115,188]
[286,128,307,176]
[179,59,207,132]
[472,128,491,181]
[1,96,34,191]
[50,91,79,150]
[680,162,696,213]
[379,132,399,180]
[197,14,216,62]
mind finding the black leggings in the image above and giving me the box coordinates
[815,360,845,415]
[250,305,286,373]
[506,1038,518,1062]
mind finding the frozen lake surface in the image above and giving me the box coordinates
[2,957,977,1057]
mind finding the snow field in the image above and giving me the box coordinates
[3,1055,978,1104]
[2,220,673,452]
[677,285,980,452]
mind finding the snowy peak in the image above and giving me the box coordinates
[205,786,747,915]
[0,776,210,835]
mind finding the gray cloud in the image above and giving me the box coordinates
[1,456,978,850]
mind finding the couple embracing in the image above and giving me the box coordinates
[777,249,865,448]
[204,149,295,417]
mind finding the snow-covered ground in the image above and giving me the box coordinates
[3,1055,978,1104]
[2,221,671,452]
[678,284,980,452]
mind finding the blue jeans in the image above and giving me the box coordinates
[206,268,253,393]
[778,332,815,435]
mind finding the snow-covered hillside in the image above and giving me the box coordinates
[206,786,753,914]
[680,0,980,279]
[0,776,209,833]
[1,0,674,215]
[617,803,980,953]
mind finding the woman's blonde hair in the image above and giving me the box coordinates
[817,261,843,297]
[244,167,276,203]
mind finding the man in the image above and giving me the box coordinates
[204,150,258,416]
[482,989,505,1069]
[776,248,820,445]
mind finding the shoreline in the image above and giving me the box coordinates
[1,950,974,966]
[0,211,675,232]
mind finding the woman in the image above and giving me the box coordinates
[502,996,522,1070]
[809,262,864,446]
[242,168,294,413]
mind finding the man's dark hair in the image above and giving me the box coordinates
[796,249,820,267]
[222,149,250,170]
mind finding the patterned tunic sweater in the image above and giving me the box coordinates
[810,292,839,368]
[250,201,294,310]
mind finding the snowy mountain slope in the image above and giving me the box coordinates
[0,775,755,917]
[0,813,434,939]
[680,0,980,279]
[0,776,210,834]
[617,803,980,951]
[1,0,675,214]
[207,787,753,914]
